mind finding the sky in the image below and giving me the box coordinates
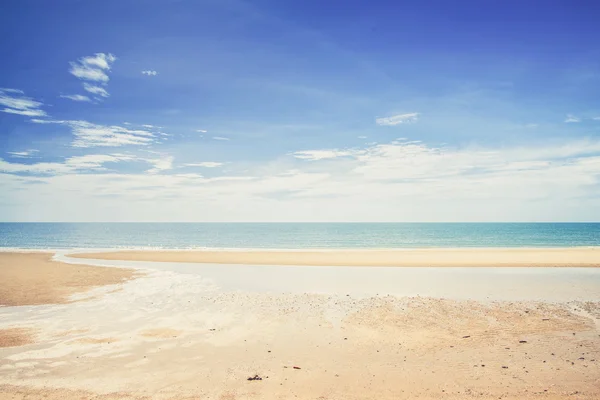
[0,0,599,222]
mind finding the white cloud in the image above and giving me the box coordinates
[70,122,156,148]
[565,114,581,123]
[31,119,157,148]
[0,88,24,94]
[0,153,185,178]
[196,129,208,133]
[0,88,47,117]
[60,94,91,102]
[213,136,230,141]
[174,173,204,179]
[64,154,137,171]
[348,139,600,183]
[142,124,155,128]
[69,53,116,99]
[70,65,109,82]
[7,149,38,158]
[0,160,69,175]
[147,156,174,174]
[2,108,46,117]
[69,53,116,83]
[185,162,223,168]
[2,138,600,222]
[292,149,359,161]
[83,83,109,98]
[0,153,135,175]
[81,53,117,70]
[592,117,600,121]
[141,70,158,76]
[376,112,419,126]
[358,136,367,139]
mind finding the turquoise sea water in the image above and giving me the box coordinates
[0,223,599,249]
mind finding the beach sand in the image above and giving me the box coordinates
[73,247,600,267]
[0,253,138,306]
[1,251,599,399]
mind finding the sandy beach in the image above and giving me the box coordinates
[72,247,600,267]
[1,251,599,399]
[0,252,138,307]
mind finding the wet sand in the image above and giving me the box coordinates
[72,247,600,267]
[1,252,599,399]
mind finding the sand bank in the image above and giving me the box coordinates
[0,253,138,306]
[72,247,600,267]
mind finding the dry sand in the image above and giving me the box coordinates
[1,251,599,399]
[73,247,600,267]
[0,252,138,306]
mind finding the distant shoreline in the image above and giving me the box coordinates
[2,245,600,251]
[69,247,600,267]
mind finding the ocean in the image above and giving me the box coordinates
[0,222,599,249]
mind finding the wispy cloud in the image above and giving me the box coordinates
[69,53,116,99]
[0,153,182,177]
[31,119,157,147]
[0,153,136,175]
[7,149,39,158]
[357,136,368,139]
[376,112,419,126]
[565,114,581,123]
[185,162,223,168]
[292,149,359,161]
[3,138,600,221]
[293,139,600,184]
[2,108,45,117]
[60,94,91,102]
[0,88,46,117]
[141,70,158,76]
[66,154,137,170]
[70,122,156,148]
[196,129,208,133]
[212,136,230,141]
[83,83,109,98]
[0,88,24,94]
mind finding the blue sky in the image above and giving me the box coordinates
[1,0,599,221]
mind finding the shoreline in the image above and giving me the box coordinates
[69,247,600,267]
[3,245,600,251]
